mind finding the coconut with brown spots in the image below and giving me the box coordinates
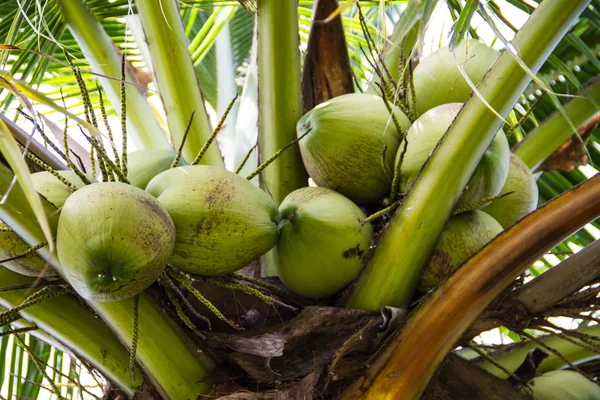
[418,210,502,292]
[0,222,54,277]
[297,93,412,205]
[483,153,538,228]
[126,149,187,189]
[275,187,373,299]
[57,182,175,302]
[32,170,97,208]
[146,165,279,276]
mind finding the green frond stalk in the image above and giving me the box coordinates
[56,0,169,151]
[258,0,308,276]
[514,77,600,169]
[257,0,307,203]
[0,267,142,395]
[0,163,213,398]
[135,0,224,166]
[345,0,591,311]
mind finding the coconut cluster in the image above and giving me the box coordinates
[291,40,540,297]
[0,40,539,304]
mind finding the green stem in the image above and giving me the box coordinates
[258,0,307,276]
[89,294,214,399]
[257,0,307,204]
[134,0,224,166]
[56,0,169,151]
[372,0,438,87]
[0,163,213,398]
[345,0,591,311]
[514,76,600,169]
[0,268,142,395]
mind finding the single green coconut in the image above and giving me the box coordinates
[483,153,538,228]
[0,222,54,277]
[146,165,280,276]
[418,210,503,292]
[413,40,501,114]
[57,182,175,302]
[297,93,412,205]
[275,187,373,299]
[126,149,187,189]
[31,171,97,208]
[524,370,600,399]
[396,103,510,209]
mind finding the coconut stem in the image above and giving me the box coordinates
[171,111,195,169]
[0,241,47,264]
[59,89,92,183]
[161,272,211,329]
[451,191,515,216]
[380,144,392,181]
[229,273,304,303]
[165,286,197,331]
[97,83,122,168]
[247,131,310,181]
[408,61,418,121]
[199,276,298,312]
[0,286,71,326]
[468,342,523,383]
[120,53,128,177]
[167,268,242,331]
[378,86,405,138]
[22,150,76,191]
[129,294,139,380]
[362,200,401,227]
[506,92,545,138]
[235,143,258,175]
[84,134,130,183]
[19,110,70,170]
[64,49,98,129]
[13,333,63,398]
[389,135,408,201]
[191,94,238,166]
[0,326,37,337]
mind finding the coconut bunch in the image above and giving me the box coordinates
[285,39,540,297]
[5,133,286,305]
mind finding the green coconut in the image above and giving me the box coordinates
[418,210,502,292]
[396,103,510,208]
[57,182,175,302]
[31,171,97,208]
[413,40,501,114]
[0,222,54,277]
[297,93,412,205]
[146,165,279,276]
[483,153,538,228]
[525,370,600,399]
[275,187,373,299]
[126,149,187,189]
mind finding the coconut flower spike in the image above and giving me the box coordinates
[166,267,243,331]
[191,94,238,166]
[160,272,212,330]
[197,275,298,312]
[451,191,515,216]
[246,130,311,181]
